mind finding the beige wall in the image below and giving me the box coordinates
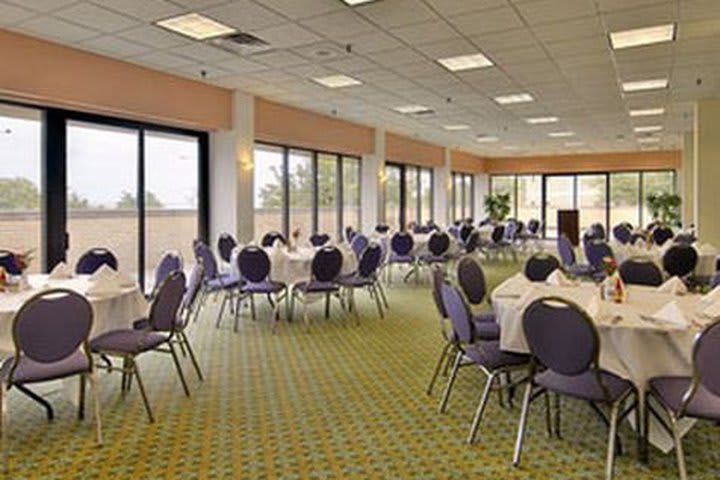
[0,29,232,130]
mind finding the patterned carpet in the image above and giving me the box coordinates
[4,260,720,479]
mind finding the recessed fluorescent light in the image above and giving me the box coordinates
[610,23,676,50]
[634,125,663,133]
[503,146,520,151]
[476,136,499,143]
[437,53,493,72]
[526,116,558,124]
[494,93,534,105]
[312,74,362,88]
[393,105,431,114]
[341,0,379,5]
[155,13,235,40]
[629,108,665,117]
[549,131,575,138]
[638,137,660,143]
[622,78,669,92]
[443,124,471,131]
[565,141,585,147]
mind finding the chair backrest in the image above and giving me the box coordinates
[584,241,613,269]
[612,224,631,244]
[345,226,356,243]
[350,234,369,259]
[440,281,474,344]
[0,250,21,275]
[448,225,460,239]
[527,219,540,234]
[310,233,330,247]
[557,235,576,267]
[629,232,646,245]
[459,224,473,243]
[491,224,505,243]
[524,254,560,282]
[504,220,518,240]
[456,257,487,306]
[652,226,674,246]
[10,289,93,369]
[75,248,118,274]
[674,232,695,245]
[375,224,390,234]
[693,319,720,397]
[358,243,382,278]
[193,241,219,280]
[523,297,599,376]
[261,231,286,248]
[431,267,447,319]
[588,222,606,241]
[311,246,343,282]
[154,251,183,290]
[711,272,720,289]
[181,262,204,315]
[662,244,698,278]
[464,230,480,254]
[390,232,414,256]
[619,259,663,286]
[217,233,237,263]
[149,270,186,332]
[428,232,450,256]
[237,246,271,283]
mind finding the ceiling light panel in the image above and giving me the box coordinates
[476,136,499,143]
[494,93,534,105]
[393,105,431,114]
[548,131,575,137]
[312,74,363,88]
[155,13,235,40]
[526,116,558,124]
[443,124,471,131]
[565,141,585,147]
[638,137,660,143]
[610,23,676,50]
[437,52,493,72]
[634,125,663,133]
[342,0,379,5]
[622,78,669,92]
[629,108,665,117]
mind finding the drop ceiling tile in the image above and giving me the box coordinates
[370,47,426,67]
[175,63,232,80]
[131,51,196,69]
[596,0,670,12]
[391,20,461,45]
[202,1,287,31]
[250,22,321,49]
[324,56,378,73]
[17,16,99,42]
[448,6,524,36]
[221,57,270,74]
[53,3,139,33]
[414,38,478,59]
[342,30,402,55]
[514,0,597,25]
[0,3,36,26]
[90,0,184,22]
[531,16,605,43]
[423,0,508,16]
[355,0,437,29]
[293,42,352,63]
[544,36,610,59]
[489,45,550,64]
[77,35,152,58]
[469,28,538,52]
[301,10,376,39]
[602,2,678,31]
[253,0,344,19]
[252,50,309,68]
[168,0,227,8]
[5,0,76,13]
[170,43,236,63]
[393,61,448,78]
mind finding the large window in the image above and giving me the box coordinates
[577,174,607,231]
[517,175,542,223]
[253,143,360,241]
[545,175,575,235]
[610,172,642,229]
[384,163,433,229]
[451,172,474,221]
[642,171,675,227]
[0,105,42,272]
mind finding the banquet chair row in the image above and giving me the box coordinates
[0,247,118,277]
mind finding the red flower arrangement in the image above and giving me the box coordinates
[600,256,618,276]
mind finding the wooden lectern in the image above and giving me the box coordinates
[557,210,579,246]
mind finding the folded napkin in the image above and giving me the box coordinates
[89,264,116,282]
[86,273,122,296]
[651,301,689,327]
[115,271,137,288]
[657,276,687,295]
[545,269,575,287]
[48,261,71,280]
[701,299,720,319]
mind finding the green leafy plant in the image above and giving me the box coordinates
[484,193,511,222]
[646,192,681,227]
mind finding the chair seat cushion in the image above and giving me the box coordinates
[463,341,528,371]
[337,275,374,287]
[536,369,633,403]
[132,316,183,331]
[419,254,448,264]
[206,273,240,290]
[650,376,720,421]
[294,281,339,293]
[1,350,90,384]
[472,314,500,341]
[91,329,168,354]
[388,254,414,264]
[242,280,286,294]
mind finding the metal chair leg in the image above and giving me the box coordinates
[371,285,384,318]
[131,358,154,423]
[78,374,86,420]
[554,393,562,438]
[605,401,621,480]
[88,371,103,446]
[0,383,7,473]
[377,280,389,309]
[324,293,331,319]
[544,390,553,438]
[671,416,688,480]
[181,332,204,381]
[467,373,496,444]
[513,381,534,467]
[168,343,190,397]
[427,342,450,396]
[438,351,463,413]
[250,295,257,322]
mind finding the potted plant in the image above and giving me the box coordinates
[484,193,511,223]
[646,192,681,227]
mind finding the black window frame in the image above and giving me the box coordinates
[451,171,475,221]
[385,161,434,230]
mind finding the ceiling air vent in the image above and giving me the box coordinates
[209,32,271,55]
[411,108,435,117]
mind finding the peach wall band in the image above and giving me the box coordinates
[450,150,487,174]
[385,132,445,167]
[485,150,681,174]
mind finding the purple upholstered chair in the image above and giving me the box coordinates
[459,224,474,244]
[217,233,237,264]
[619,259,663,287]
[290,246,344,327]
[463,230,480,255]
[175,262,204,380]
[309,233,330,247]
[647,319,720,480]
[557,235,594,277]
[652,226,674,246]
[91,271,188,423]
[261,231,286,248]
[524,254,560,282]
[630,232,646,245]
[419,232,451,272]
[426,267,454,396]
[236,246,287,333]
[456,257,500,341]
[612,224,632,245]
[513,297,637,480]
[0,250,22,275]
[584,241,614,274]
[338,242,385,320]
[345,226,356,243]
[1,289,102,469]
[486,224,516,260]
[194,240,240,326]
[374,224,390,234]
[350,233,369,259]
[387,231,417,283]
[711,272,720,289]
[663,244,698,278]
[438,280,528,444]
[448,225,460,239]
[75,248,118,274]
[152,250,183,296]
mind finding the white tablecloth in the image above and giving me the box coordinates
[607,241,717,277]
[491,274,711,451]
[0,275,148,352]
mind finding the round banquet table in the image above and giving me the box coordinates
[606,240,717,278]
[491,273,712,452]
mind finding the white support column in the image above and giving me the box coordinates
[361,128,384,233]
[434,149,451,225]
[680,131,694,228]
[694,99,720,245]
[475,173,489,221]
[210,90,255,244]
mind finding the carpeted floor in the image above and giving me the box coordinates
[5,260,720,479]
